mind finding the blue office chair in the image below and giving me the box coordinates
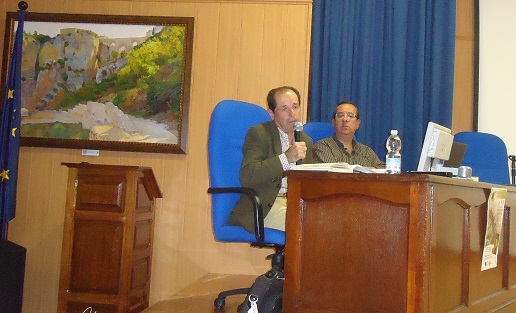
[303,121,334,143]
[208,100,286,309]
[453,131,510,185]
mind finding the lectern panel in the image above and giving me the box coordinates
[468,203,505,303]
[76,174,126,213]
[134,220,152,249]
[137,182,153,213]
[296,194,408,312]
[508,192,516,289]
[67,302,117,313]
[430,198,467,313]
[128,290,148,313]
[131,257,150,289]
[70,220,123,293]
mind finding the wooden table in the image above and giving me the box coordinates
[283,172,516,313]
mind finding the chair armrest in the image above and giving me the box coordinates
[207,187,265,243]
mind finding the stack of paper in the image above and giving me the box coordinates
[290,162,386,174]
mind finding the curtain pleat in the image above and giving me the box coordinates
[309,0,456,171]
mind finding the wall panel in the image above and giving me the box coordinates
[452,0,475,133]
[0,0,474,312]
[1,1,312,312]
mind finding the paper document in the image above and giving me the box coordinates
[290,162,386,174]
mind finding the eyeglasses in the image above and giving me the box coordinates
[335,112,358,120]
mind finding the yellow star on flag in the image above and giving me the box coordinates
[7,89,14,99]
[0,169,9,181]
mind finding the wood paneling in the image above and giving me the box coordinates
[453,39,475,132]
[453,0,475,133]
[283,172,516,313]
[1,1,313,312]
[1,1,475,312]
[58,164,161,312]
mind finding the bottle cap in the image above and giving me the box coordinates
[390,130,398,135]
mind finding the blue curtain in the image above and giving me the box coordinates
[309,0,456,171]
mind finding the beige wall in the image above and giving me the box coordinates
[1,0,474,312]
[2,1,313,312]
[452,0,475,133]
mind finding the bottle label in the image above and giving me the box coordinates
[386,157,401,173]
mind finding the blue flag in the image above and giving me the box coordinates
[0,8,27,240]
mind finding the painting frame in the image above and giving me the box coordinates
[2,12,194,154]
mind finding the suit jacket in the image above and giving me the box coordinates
[228,121,314,233]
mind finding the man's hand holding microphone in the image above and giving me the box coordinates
[285,122,306,165]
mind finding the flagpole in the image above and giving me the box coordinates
[0,1,28,240]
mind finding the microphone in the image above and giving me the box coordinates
[294,122,303,165]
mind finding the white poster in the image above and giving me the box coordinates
[481,187,507,271]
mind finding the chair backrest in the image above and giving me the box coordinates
[208,100,285,244]
[303,121,334,143]
[453,131,510,185]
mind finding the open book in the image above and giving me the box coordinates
[290,162,386,174]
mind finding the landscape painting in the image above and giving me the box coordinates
[2,12,194,153]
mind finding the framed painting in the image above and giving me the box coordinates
[2,12,194,154]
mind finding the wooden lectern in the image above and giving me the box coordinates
[58,163,162,313]
[283,171,516,313]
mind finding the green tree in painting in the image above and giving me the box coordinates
[114,26,185,118]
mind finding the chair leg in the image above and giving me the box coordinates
[214,245,285,310]
[214,287,250,310]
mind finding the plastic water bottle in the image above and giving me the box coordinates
[386,130,402,174]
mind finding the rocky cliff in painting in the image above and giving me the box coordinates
[21,28,138,111]
[19,25,185,144]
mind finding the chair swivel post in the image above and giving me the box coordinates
[266,245,284,269]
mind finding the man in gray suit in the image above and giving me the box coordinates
[229,86,314,233]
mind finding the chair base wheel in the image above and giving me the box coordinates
[214,297,225,309]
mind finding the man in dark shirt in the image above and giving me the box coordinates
[313,101,384,168]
